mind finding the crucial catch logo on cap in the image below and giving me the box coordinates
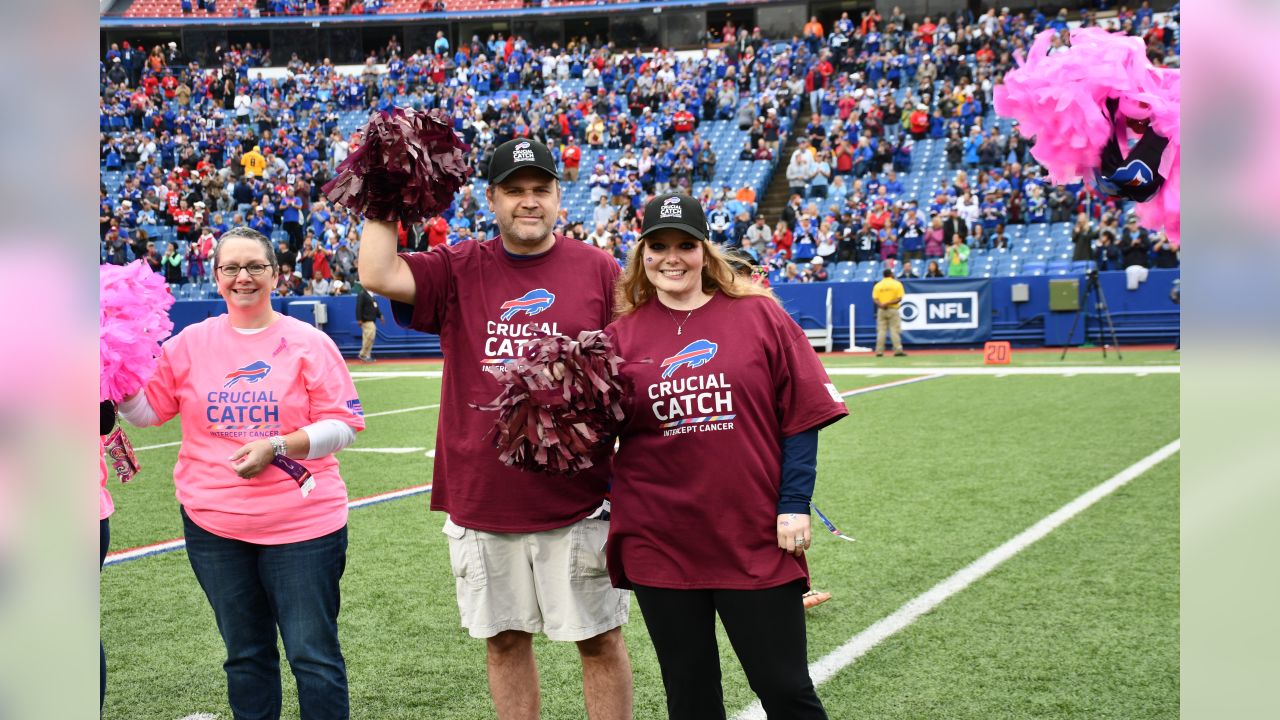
[512,141,535,163]
[659,196,683,219]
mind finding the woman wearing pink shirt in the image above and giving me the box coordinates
[923,216,946,258]
[120,227,364,720]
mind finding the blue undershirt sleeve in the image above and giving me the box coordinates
[777,428,820,514]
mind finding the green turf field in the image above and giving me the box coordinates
[102,355,1179,719]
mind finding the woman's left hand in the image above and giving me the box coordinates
[777,513,812,557]
[229,439,275,479]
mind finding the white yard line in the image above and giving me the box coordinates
[731,439,1182,720]
[825,365,1180,376]
[131,368,1173,453]
[364,403,440,418]
[349,371,443,379]
[342,447,427,454]
[354,366,1180,379]
[839,374,945,397]
[105,483,435,568]
[135,440,182,451]
[133,403,439,452]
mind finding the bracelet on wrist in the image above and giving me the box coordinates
[269,435,287,457]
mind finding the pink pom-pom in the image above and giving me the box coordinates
[994,27,1180,240]
[321,106,473,224]
[472,331,626,476]
[100,261,175,402]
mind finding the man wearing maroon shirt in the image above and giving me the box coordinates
[607,193,848,719]
[358,139,632,720]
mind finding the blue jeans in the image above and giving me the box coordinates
[182,508,349,720]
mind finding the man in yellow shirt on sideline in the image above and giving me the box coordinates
[241,145,267,178]
[872,268,908,357]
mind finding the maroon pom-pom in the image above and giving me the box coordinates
[321,106,473,224]
[473,331,627,476]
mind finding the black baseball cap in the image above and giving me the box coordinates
[639,193,708,242]
[487,138,560,184]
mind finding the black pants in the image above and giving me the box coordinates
[632,580,826,720]
[284,221,304,252]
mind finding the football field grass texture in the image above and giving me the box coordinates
[102,356,1179,719]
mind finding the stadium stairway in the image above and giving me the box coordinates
[759,107,811,224]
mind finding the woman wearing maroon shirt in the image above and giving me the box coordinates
[606,194,848,719]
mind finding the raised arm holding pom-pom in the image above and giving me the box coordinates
[358,218,417,304]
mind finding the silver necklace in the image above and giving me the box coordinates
[666,307,695,335]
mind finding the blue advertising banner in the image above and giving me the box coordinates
[898,278,992,344]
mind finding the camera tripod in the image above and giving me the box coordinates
[1060,270,1123,361]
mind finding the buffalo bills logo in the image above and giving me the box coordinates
[1103,159,1154,189]
[660,339,718,379]
[500,288,556,321]
[223,360,272,388]
[1097,158,1161,202]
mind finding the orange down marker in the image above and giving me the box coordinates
[983,341,1011,365]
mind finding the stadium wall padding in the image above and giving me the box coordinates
[165,269,1179,357]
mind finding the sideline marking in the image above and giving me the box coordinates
[825,365,1179,376]
[103,483,433,567]
[136,440,181,451]
[132,404,441,452]
[138,367,1133,452]
[730,439,1181,720]
[839,374,945,398]
[365,403,440,418]
[350,371,443,379]
[107,376,931,566]
[349,366,1181,380]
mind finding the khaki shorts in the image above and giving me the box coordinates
[442,515,630,642]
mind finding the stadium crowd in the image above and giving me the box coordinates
[100,2,1180,297]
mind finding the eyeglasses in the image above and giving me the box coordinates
[217,263,271,277]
